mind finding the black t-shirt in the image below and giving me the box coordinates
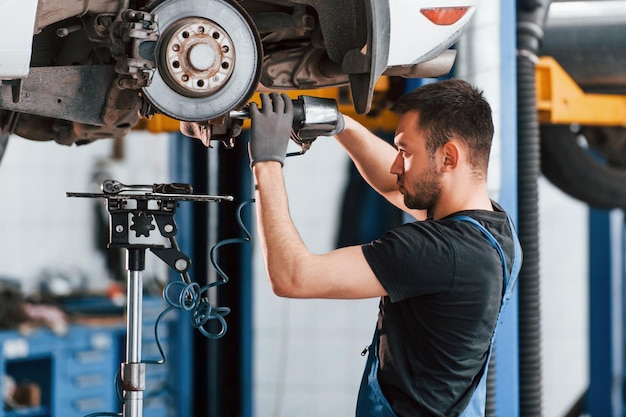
[361,203,515,417]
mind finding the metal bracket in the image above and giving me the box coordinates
[68,183,232,251]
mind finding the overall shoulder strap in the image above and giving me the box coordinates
[453,214,522,417]
[450,214,520,293]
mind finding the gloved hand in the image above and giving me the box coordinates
[248,92,294,168]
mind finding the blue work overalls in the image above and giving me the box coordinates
[356,215,522,417]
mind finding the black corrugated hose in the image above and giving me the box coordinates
[517,51,543,417]
[516,1,551,415]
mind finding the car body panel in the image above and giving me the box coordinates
[388,0,476,66]
[0,0,38,79]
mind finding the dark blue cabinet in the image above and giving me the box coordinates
[0,300,181,417]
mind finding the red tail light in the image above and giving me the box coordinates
[420,7,470,25]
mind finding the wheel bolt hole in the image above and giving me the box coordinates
[212,32,220,39]
[182,31,189,39]
[221,62,229,69]
[197,80,205,87]
[172,60,180,68]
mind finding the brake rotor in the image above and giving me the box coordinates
[143,0,262,121]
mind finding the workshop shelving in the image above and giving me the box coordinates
[0,298,179,417]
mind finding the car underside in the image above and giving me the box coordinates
[0,0,463,147]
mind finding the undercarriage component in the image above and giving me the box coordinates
[541,124,626,209]
[33,0,121,34]
[537,62,626,208]
[0,0,476,146]
[541,0,626,94]
[344,0,390,115]
[537,3,626,209]
[142,0,262,121]
[0,66,144,144]
[0,66,117,126]
[159,17,235,97]
[111,9,159,90]
[383,50,456,79]
[0,131,9,165]
[260,46,345,90]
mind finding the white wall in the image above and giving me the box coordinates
[0,132,171,295]
[539,177,589,417]
[454,0,504,199]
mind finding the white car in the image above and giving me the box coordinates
[0,0,477,146]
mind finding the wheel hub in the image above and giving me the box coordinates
[161,17,235,97]
[143,0,261,121]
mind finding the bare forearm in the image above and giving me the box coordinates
[252,162,309,295]
[335,115,426,220]
[335,115,398,195]
[252,162,388,300]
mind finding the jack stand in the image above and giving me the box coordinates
[67,180,233,417]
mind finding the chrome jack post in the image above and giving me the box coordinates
[122,248,146,417]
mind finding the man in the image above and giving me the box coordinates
[248,79,521,416]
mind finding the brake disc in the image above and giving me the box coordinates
[143,0,262,121]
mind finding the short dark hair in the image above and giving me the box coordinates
[390,78,494,178]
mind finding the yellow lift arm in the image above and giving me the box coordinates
[140,58,626,134]
[136,78,399,134]
[536,56,626,126]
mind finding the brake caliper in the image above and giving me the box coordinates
[110,9,159,89]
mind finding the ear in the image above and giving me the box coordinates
[440,141,459,172]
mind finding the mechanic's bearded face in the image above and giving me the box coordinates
[391,111,443,211]
[402,155,442,210]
